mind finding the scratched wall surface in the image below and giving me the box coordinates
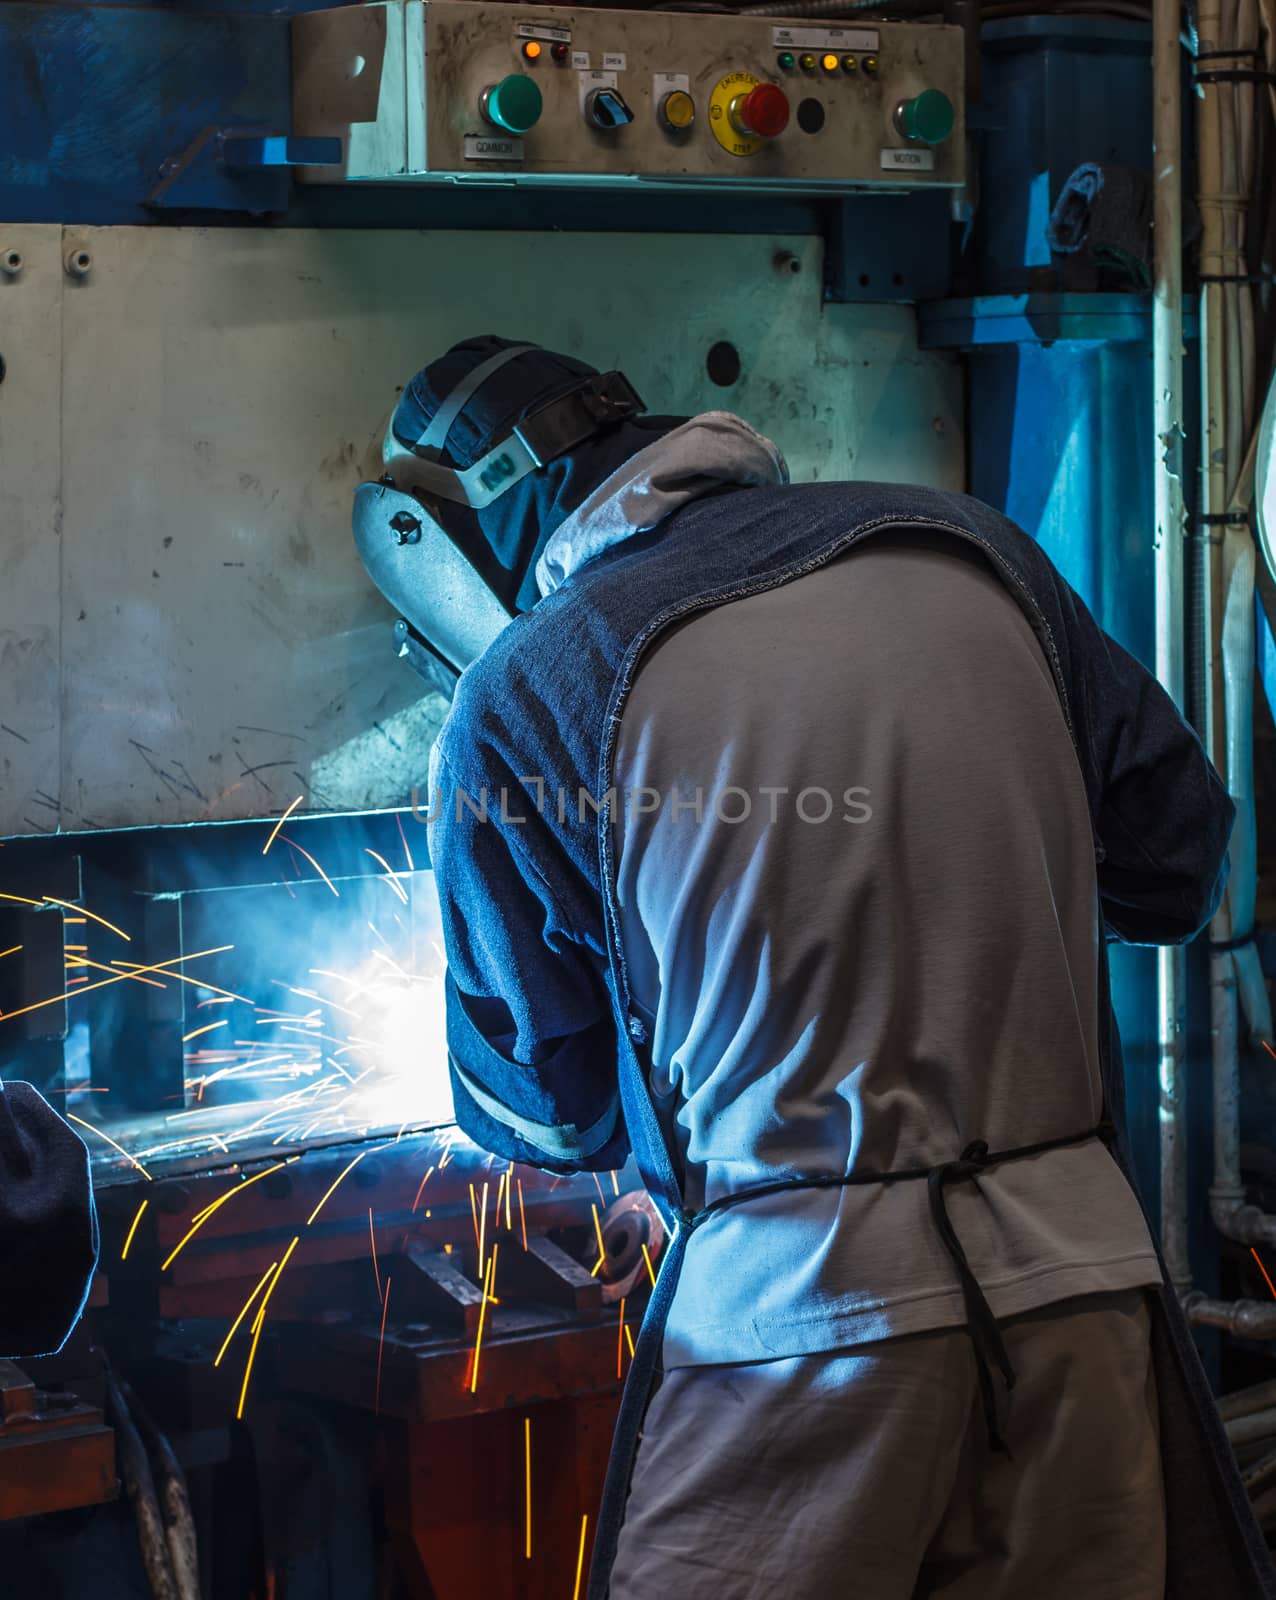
[0,225,962,834]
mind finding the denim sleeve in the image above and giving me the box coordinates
[429,747,629,1174]
[1072,603,1235,944]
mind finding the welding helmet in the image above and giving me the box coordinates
[354,335,686,695]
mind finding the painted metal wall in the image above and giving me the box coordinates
[0,224,963,836]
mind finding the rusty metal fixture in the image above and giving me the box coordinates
[595,1191,665,1304]
[0,1358,115,1522]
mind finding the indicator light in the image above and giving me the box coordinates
[777,51,795,70]
[729,82,790,139]
[480,74,544,134]
[799,52,816,72]
[821,53,839,73]
[863,54,879,74]
[522,40,542,61]
[659,89,696,132]
[894,88,955,144]
[842,54,858,72]
[551,41,569,62]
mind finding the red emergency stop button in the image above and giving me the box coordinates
[730,83,790,139]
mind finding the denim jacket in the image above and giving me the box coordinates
[429,476,1276,1597]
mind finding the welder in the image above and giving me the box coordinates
[0,1081,98,1357]
[353,336,1274,1599]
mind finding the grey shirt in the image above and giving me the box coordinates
[612,525,1162,1369]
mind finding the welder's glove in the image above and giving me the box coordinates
[0,1081,99,1356]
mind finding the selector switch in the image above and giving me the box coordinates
[659,90,696,132]
[894,88,955,144]
[585,87,635,130]
[480,75,543,134]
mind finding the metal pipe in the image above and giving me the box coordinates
[1190,1296,1276,1339]
[1241,1442,1276,1494]
[1195,0,1276,1277]
[1227,1402,1276,1446]
[1153,0,1192,1298]
[1218,1376,1276,1422]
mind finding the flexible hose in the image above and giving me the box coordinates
[122,1379,202,1600]
[106,1373,181,1600]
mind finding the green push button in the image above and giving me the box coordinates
[483,74,543,135]
[896,88,954,145]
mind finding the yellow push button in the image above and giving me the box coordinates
[659,89,696,131]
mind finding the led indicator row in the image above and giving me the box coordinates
[777,51,877,74]
[521,39,570,62]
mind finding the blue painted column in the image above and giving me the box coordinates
[921,294,1205,1284]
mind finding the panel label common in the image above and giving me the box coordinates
[879,146,935,171]
[464,134,525,162]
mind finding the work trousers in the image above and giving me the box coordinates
[609,1287,1166,1600]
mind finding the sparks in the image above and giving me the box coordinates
[375,1276,392,1414]
[0,892,130,942]
[261,795,303,856]
[617,1298,626,1379]
[65,953,166,991]
[236,1318,267,1420]
[163,1160,295,1270]
[253,1237,300,1332]
[1252,1247,1276,1301]
[237,1236,300,1418]
[305,1146,380,1225]
[524,1416,533,1560]
[365,849,409,904]
[182,1019,229,1044]
[610,1170,620,1197]
[214,1261,279,1366]
[468,1252,495,1395]
[411,1166,435,1212]
[395,812,416,872]
[121,1200,149,1261]
[279,834,339,897]
[573,1515,589,1600]
[3,945,234,1025]
[478,1180,489,1278]
[641,1242,657,1289]
[67,1114,151,1180]
[517,1177,528,1251]
[592,1202,607,1265]
[369,1208,383,1302]
[0,946,21,961]
[624,1326,635,1358]
[505,1165,514,1230]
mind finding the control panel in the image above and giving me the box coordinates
[292,2,965,192]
